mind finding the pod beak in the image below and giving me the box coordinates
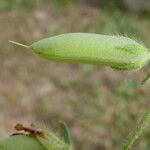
[9,40,29,49]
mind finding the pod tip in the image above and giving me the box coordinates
[9,40,29,49]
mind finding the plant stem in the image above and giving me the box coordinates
[141,73,150,84]
[121,108,150,150]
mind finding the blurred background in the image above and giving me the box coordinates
[0,0,150,149]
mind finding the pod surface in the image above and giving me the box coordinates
[0,135,46,150]
[30,33,150,70]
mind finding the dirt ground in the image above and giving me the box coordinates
[0,3,150,150]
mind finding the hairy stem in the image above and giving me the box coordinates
[121,108,150,150]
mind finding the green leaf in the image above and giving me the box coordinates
[59,122,71,144]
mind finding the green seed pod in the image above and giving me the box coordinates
[9,33,150,70]
[0,135,45,150]
[37,128,71,150]
[0,124,72,150]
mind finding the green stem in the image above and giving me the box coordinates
[121,108,150,150]
[141,73,150,84]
